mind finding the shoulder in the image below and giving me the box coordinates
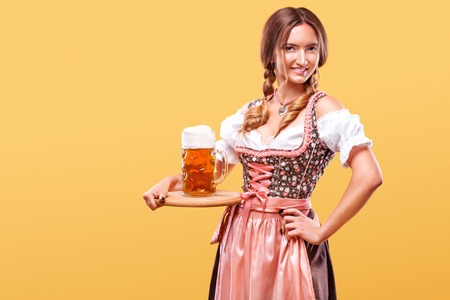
[224,98,262,119]
[220,98,259,129]
[315,94,344,119]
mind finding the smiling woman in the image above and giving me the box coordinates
[143,6,382,300]
[1,0,449,299]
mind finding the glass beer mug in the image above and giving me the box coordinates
[181,125,228,197]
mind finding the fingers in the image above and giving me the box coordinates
[278,209,322,244]
[280,209,306,226]
[279,208,308,237]
[283,217,307,239]
[142,192,156,210]
[153,195,166,207]
[280,208,303,217]
[142,191,167,210]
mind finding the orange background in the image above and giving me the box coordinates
[1,0,449,299]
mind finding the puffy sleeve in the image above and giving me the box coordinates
[317,109,372,168]
[215,101,256,165]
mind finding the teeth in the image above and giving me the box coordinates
[292,68,307,74]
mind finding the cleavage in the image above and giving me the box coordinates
[256,110,306,145]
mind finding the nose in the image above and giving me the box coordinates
[296,51,308,66]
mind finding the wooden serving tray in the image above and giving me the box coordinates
[156,190,241,207]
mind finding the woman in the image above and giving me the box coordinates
[144,7,382,300]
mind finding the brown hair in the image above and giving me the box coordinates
[241,7,329,136]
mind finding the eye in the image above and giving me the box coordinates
[307,46,318,53]
[285,45,296,53]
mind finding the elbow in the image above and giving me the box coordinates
[369,170,383,191]
[374,174,383,189]
[355,166,383,192]
[348,147,383,191]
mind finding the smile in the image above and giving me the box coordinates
[291,67,308,76]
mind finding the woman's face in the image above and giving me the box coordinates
[276,23,320,86]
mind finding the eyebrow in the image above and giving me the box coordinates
[284,42,319,47]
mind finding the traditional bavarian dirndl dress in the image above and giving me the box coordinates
[209,91,372,300]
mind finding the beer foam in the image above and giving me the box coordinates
[182,125,216,149]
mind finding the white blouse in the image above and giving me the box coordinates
[216,101,372,168]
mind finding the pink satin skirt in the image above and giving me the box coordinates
[209,198,336,300]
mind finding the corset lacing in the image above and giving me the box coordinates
[240,162,274,224]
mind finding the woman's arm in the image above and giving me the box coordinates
[143,174,183,210]
[317,145,382,241]
[282,145,382,244]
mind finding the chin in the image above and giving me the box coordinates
[287,77,310,85]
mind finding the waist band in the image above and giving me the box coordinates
[239,195,312,213]
[210,193,312,245]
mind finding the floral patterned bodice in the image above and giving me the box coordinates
[236,92,335,199]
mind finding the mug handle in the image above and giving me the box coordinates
[213,149,228,185]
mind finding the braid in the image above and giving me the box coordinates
[309,69,319,92]
[241,66,276,134]
[262,65,276,98]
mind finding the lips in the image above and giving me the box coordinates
[291,67,308,76]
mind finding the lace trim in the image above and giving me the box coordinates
[316,108,348,123]
[340,135,372,168]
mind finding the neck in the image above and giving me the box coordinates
[277,83,307,103]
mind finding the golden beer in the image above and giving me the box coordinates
[182,148,216,197]
[181,125,228,197]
